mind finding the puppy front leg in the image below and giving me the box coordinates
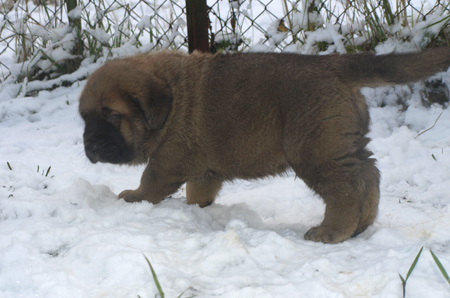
[119,164,184,204]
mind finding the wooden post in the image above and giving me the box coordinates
[65,0,83,71]
[65,0,81,35]
[186,0,209,53]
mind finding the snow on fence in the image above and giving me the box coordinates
[1,0,449,87]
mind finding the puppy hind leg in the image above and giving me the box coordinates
[352,158,380,237]
[301,164,365,243]
[186,178,223,207]
[298,158,379,243]
[290,153,380,243]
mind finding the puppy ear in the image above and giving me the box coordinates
[131,77,173,131]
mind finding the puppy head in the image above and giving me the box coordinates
[78,57,173,165]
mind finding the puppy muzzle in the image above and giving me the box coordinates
[83,118,135,164]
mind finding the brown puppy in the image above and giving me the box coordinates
[79,48,450,243]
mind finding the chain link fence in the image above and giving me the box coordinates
[1,0,450,85]
[209,0,450,52]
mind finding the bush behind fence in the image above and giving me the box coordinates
[1,0,449,90]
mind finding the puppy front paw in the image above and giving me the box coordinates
[304,225,355,244]
[118,189,144,203]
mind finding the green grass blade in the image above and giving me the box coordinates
[176,286,194,298]
[406,246,423,281]
[430,250,450,285]
[399,273,406,284]
[45,166,51,177]
[382,0,395,25]
[425,15,450,29]
[7,162,12,170]
[398,273,406,298]
[398,247,424,298]
[143,255,165,298]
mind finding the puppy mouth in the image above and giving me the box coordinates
[84,140,134,164]
[86,151,99,163]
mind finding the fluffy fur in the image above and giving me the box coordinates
[79,48,450,243]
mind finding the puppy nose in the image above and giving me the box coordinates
[85,142,100,163]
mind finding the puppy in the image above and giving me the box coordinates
[79,48,450,243]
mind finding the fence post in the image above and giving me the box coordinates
[186,0,209,53]
[64,0,83,73]
[65,0,83,57]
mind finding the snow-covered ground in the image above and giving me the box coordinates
[1,0,450,295]
[1,49,450,297]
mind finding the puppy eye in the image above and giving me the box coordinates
[101,107,121,124]
[108,113,122,123]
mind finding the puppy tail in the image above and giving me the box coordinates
[342,47,450,88]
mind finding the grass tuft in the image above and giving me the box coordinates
[399,247,450,297]
[399,246,423,298]
[37,165,53,177]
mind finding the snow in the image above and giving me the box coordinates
[85,28,112,45]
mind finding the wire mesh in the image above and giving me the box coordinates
[1,0,449,83]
